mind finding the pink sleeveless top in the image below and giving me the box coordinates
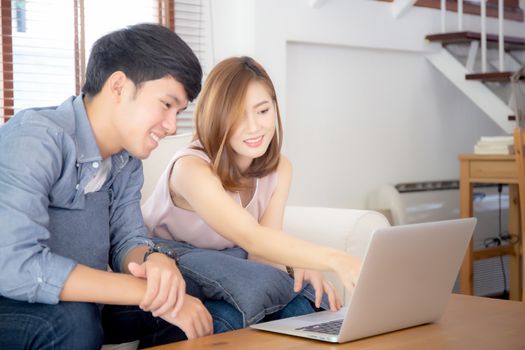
[141,141,278,249]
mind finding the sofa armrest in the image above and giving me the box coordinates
[283,206,391,305]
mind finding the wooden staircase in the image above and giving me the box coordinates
[464,71,517,81]
[425,31,525,128]
[426,31,525,82]
[426,31,525,51]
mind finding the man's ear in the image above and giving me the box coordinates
[106,71,127,102]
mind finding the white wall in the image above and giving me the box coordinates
[210,0,524,209]
[285,42,499,208]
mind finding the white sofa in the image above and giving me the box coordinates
[103,133,390,349]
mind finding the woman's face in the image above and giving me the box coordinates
[229,80,276,171]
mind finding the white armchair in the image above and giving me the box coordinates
[283,206,390,304]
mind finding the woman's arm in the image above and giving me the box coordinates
[248,156,342,310]
[171,156,360,292]
[248,155,292,266]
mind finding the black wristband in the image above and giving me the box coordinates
[143,243,179,264]
[285,266,295,278]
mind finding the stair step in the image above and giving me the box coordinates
[426,31,525,51]
[465,71,524,81]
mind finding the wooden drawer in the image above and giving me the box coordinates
[468,158,518,183]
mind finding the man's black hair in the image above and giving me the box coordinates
[82,23,202,101]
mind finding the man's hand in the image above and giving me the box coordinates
[293,268,342,311]
[128,252,185,317]
[160,295,213,339]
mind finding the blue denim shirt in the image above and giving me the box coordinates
[0,95,151,304]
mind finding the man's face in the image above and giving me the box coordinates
[115,76,188,159]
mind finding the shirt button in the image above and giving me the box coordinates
[75,184,79,190]
[37,277,43,283]
[92,162,99,169]
[76,163,79,168]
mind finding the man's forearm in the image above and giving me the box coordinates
[59,264,147,305]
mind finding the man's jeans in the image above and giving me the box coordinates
[0,297,104,350]
[0,296,189,350]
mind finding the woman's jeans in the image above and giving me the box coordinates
[155,239,328,326]
[208,294,315,333]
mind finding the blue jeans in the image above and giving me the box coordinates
[0,297,104,350]
[154,238,328,326]
[0,290,315,349]
[0,277,222,349]
[264,294,316,321]
[207,294,315,333]
[0,296,190,349]
[0,296,313,348]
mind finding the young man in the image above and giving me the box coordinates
[0,23,211,349]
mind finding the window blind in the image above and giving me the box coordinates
[0,0,212,131]
[1,0,76,123]
[174,0,211,134]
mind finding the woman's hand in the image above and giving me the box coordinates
[160,295,214,339]
[128,252,185,317]
[329,253,362,297]
[293,268,342,311]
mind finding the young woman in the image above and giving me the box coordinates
[142,56,361,331]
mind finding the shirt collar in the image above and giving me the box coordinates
[70,95,132,169]
[72,95,103,164]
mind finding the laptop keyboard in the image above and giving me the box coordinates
[296,319,343,335]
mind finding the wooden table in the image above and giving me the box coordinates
[458,154,523,301]
[147,294,525,349]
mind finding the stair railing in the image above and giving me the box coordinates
[481,0,487,72]
[441,0,446,32]
[458,0,463,31]
[498,0,505,72]
[512,64,525,127]
[440,0,507,73]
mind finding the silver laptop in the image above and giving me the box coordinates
[250,218,476,343]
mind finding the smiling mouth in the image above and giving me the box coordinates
[150,132,161,143]
[244,135,264,147]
